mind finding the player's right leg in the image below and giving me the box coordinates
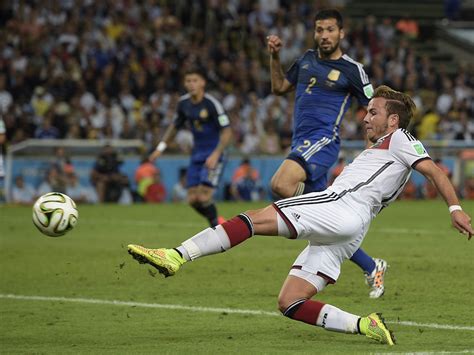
[187,160,225,227]
[278,254,394,344]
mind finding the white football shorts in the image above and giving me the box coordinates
[273,190,370,283]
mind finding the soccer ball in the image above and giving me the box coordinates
[32,192,79,237]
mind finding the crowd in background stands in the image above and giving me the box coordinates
[0,0,472,156]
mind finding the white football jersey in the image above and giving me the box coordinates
[327,128,430,219]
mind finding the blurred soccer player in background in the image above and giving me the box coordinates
[267,9,386,298]
[149,68,231,227]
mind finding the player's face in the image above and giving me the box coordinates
[184,74,206,97]
[364,97,393,143]
[314,19,344,57]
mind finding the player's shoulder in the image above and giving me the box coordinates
[177,93,191,105]
[389,128,430,161]
[391,128,418,143]
[340,54,370,81]
[388,128,425,152]
[296,49,316,63]
[203,93,225,113]
[373,129,417,150]
[340,54,365,68]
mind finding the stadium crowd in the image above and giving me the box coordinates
[0,1,473,202]
[0,0,473,152]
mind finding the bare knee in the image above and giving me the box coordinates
[278,294,295,313]
[277,275,318,314]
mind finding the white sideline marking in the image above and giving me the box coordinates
[376,351,474,355]
[0,294,277,317]
[1,294,474,332]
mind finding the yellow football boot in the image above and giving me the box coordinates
[359,312,395,345]
[127,245,186,277]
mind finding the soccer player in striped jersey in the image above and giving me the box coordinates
[129,85,473,345]
[267,9,387,298]
[149,68,232,227]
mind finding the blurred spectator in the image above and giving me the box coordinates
[417,109,440,140]
[423,158,452,199]
[464,177,474,199]
[259,121,281,155]
[12,175,36,205]
[0,118,5,203]
[399,179,418,200]
[454,111,474,141]
[239,117,261,155]
[444,0,461,20]
[90,144,129,203]
[37,165,67,196]
[53,147,75,175]
[144,170,167,203]
[395,15,419,39]
[172,167,188,202]
[0,74,12,114]
[65,172,98,204]
[230,158,264,201]
[376,18,395,49]
[34,116,60,139]
[135,157,159,200]
[31,86,54,123]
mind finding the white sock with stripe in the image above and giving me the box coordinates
[316,304,360,333]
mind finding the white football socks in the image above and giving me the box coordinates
[177,225,231,261]
[316,304,360,333]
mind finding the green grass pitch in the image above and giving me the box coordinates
[1,200,473,353]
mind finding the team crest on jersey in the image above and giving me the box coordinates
[327,69,340,81]
[199,109,209,119]
[412,142,426,155]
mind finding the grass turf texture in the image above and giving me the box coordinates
[1,201,473,353]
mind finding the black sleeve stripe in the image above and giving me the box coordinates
[401,128,416,141]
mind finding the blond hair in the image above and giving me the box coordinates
[372,85,416,129]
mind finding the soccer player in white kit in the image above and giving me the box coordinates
[128,86,473,345]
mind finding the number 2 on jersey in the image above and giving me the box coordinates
[305,77,317,94]
[296,140,311,152]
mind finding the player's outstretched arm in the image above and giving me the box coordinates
[414,158,473,240]
[267,35,294,95]
[149,124,177,162]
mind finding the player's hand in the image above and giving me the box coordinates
[267,35,282,56]
[451,210,473,240]
[149,150,162,162]
[205,151,220,170]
